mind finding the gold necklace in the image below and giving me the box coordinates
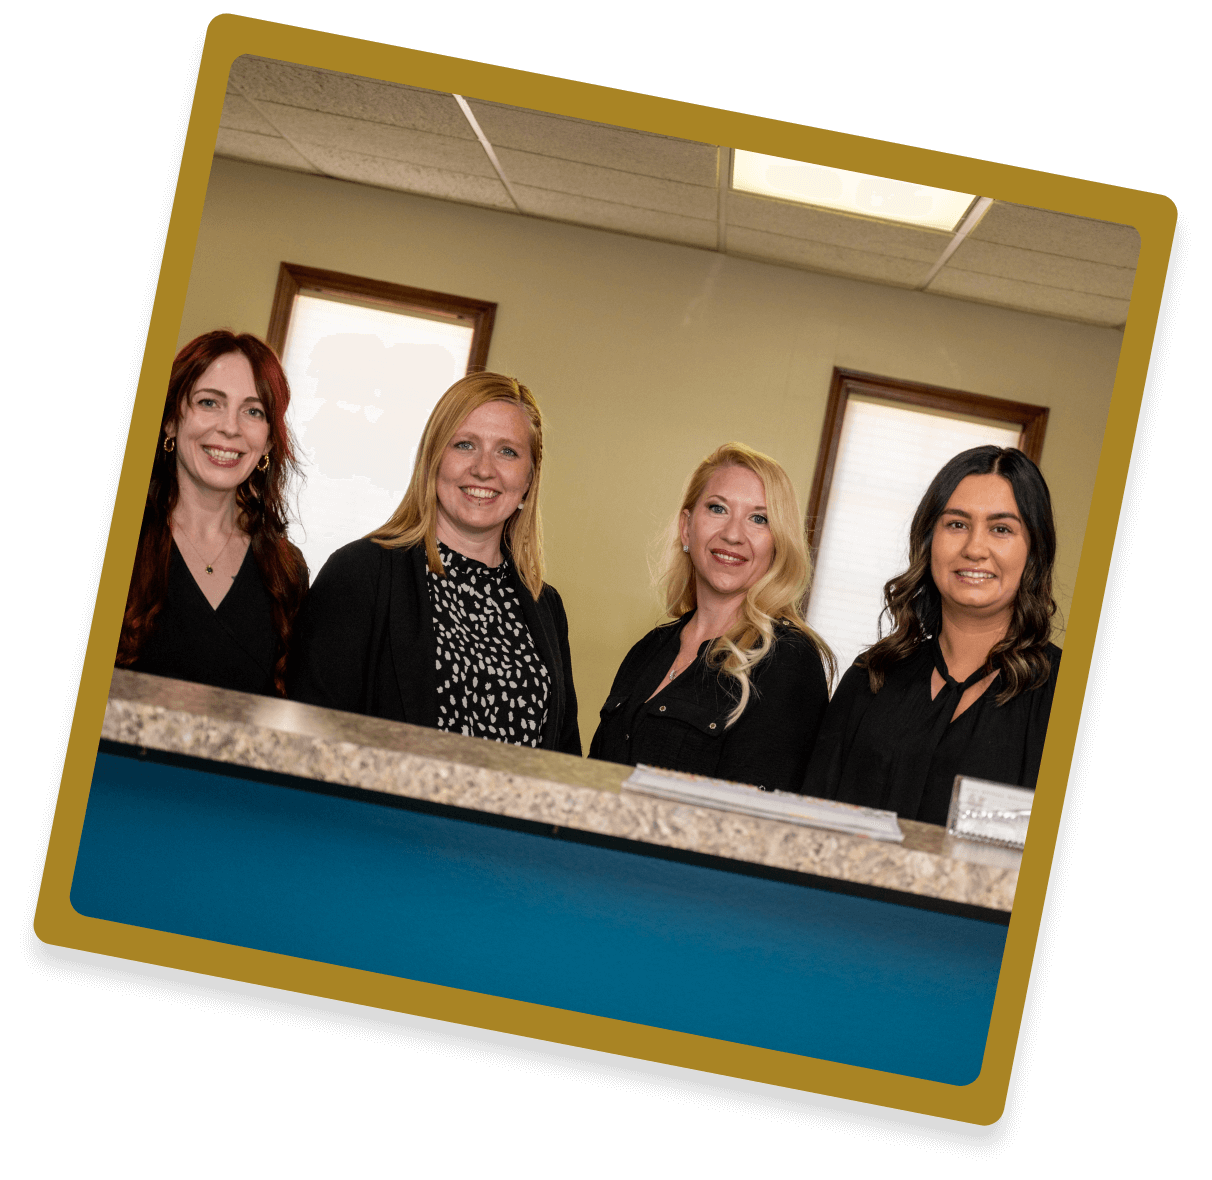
[177,526,236,575]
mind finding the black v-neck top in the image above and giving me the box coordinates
[802,637,1062,825]
[129,540,278,696]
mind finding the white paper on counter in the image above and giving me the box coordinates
[622,765,904,842]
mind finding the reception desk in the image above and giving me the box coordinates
[72,670,1021,1085]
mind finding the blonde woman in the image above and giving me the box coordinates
[589,443,833,792]
[290,372,580,755]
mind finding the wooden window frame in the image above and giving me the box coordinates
[265,262,496,371]
[804,368,1049,564]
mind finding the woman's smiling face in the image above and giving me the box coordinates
[434,399,533,550]
[679,465,775,608]
[165,351,270,497]
[930,473,1030,621]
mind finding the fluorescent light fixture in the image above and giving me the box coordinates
[731,150,977,233]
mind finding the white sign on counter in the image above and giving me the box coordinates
[946,776,1034,849]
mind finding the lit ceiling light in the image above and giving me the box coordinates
[731,150,978,233]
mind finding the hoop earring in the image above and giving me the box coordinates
[257,453,270,472]
[163,436,175,454]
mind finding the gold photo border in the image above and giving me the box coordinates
[34,14,1175,1125]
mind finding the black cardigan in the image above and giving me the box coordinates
[289,540,581,755]
[589,615,829,793]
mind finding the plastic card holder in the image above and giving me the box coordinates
[946,776,1034,849]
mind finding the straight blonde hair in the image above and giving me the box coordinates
[368,372,546,599]
[660,442,835,726]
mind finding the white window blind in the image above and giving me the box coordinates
[806,396,1022,678]
[280,293,475,577]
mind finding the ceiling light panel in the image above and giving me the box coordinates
[731,150,977,233]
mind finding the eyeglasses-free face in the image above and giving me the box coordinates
[165,352,270,498]
[679,465,775,610]
[434,400,533,555]
[930,472,1030,623]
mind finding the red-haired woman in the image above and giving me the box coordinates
[115,330,308,696]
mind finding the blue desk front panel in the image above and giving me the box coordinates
[72,750,1007,1084]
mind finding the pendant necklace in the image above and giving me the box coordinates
[178,525,235,575]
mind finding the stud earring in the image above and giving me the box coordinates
[682,544,689,552]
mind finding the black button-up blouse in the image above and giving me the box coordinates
[589,615,830,794]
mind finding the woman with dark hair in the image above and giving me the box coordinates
[116,330,308,696]
[801,445,1061,824]
[289,372,580,755]
[590,443,833,793]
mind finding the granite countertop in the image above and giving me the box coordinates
[101,670,1022,912]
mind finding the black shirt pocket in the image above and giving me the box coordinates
[638,695,728,779]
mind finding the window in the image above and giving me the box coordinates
[266,264,496,576]
[805,369,1048,676]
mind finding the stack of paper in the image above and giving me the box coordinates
[622,765,904,842]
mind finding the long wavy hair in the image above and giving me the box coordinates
[659,443,835,727]
[368,372,546,600]
[116,330,308,694]
[862,445,1057,703]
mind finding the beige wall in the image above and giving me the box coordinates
[182,157,1125,752]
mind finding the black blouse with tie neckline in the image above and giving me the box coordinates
[802,636,1062,825]
[129,540,280,696]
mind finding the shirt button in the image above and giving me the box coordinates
[709,722,716,729]
[659,705,666,712]
[624,734,629,741]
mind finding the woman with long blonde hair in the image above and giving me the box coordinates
[589,443,833,792]
[290,372,580,754]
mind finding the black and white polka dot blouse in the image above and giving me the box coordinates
[428,541,551,747]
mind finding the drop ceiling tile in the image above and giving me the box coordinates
[727,191,947,263]
[496,148,718,218]
[927,268,1130,327]
[214,128,320,174]
[726,226,931,287]
[255,103,495,176]
[228,57,473,139]
[220,93,279,137]
[946,238,1136,299]
[302,144,515,209]
[514,185,718,248]
[970,202,1141,268]
[466,100,718,185]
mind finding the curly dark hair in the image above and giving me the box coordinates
[116,330,308,694]
[861,445,1057,704]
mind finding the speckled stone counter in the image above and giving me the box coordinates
[101,670,1021,912]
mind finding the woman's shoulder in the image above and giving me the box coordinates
[318,538,419,578]
[766,622,831,675]
[614,619,681,666]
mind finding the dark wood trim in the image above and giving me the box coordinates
[265,263,497,372]
[804,368,1050,564]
